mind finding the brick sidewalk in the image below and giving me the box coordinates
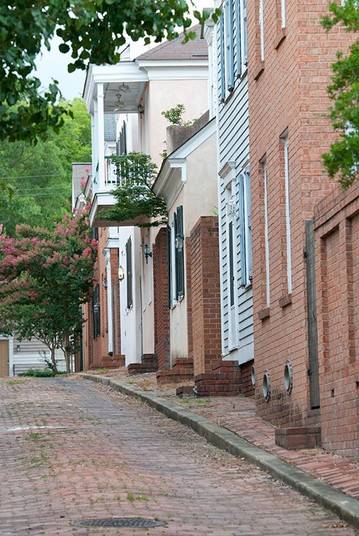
[2,375,358,535]
[87,368,359,501]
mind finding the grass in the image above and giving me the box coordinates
[127,492,149,502]
[18,369,55,378]
[6,379,24,386]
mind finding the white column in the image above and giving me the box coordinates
[104,248,114,355]
[97,83,105,190]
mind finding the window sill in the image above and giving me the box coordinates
[274,27,286,50]
[253,61,265,81]
[258,307,270,321]
[279,293,292,308]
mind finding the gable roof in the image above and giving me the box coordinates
[136,25,207,61]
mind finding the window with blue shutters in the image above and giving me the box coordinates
[239,166,252,287]
[220,0,248,100]
[220,0,235,100]
[167,206,185,307]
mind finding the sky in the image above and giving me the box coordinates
[35,36,86,101]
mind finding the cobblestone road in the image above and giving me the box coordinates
[0,376,357,536]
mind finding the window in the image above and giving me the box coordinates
[281,0,286,28]
[220,0,234,101]
[125,237,133,309]
[259,0,265,61]
[234,0,248,78]
[220,0,247,101]
[239,167,252,287]
[93,284,100,339]
[167,206,185,307]
[282,134,292,293]
[262,161,270,306]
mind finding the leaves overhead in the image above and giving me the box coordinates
[0,1,219,144]
[321,0,359,187]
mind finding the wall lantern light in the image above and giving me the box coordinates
[138,104,144,118]
[15,344,20,352]
[143,244,152,263]
[118,266,125,281]
[102,274,108,289]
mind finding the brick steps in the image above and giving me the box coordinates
[194,361,241,397]
[156,357,194,384]
[92,355,125,369]
[275,426,321,450]
[128,354,158,375]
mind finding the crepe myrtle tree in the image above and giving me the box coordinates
[0,1,220,145]
[0,209,97,373]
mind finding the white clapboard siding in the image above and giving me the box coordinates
[13,337,66,375]
[216,1,254,364]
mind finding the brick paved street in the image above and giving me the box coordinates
[0,377,358,536]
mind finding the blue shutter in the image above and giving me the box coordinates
[239,173,247,287]
[220,14,226,102]
[235,0,242,76]
[243,0,248,66]
[228,0,235,90]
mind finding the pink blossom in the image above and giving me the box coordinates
[91,239,97,247]
[65,229,70,235]
[85,236,90,244]
[85,167,90,173]
[80,178,86,187]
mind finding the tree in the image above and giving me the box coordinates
[0,210,96,373]
[98,152,167,226]
[321,0,359,188]
[0,98,91,236]
[0,1,219,145]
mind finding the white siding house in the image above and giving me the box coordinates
[216,0,254,366]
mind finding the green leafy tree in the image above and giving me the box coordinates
[0,210,96,373]
[321,0,359,187]
[98,152,167,226]
[0,1,219,145]
[0,98,91,236]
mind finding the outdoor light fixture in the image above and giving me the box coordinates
[15,344,20,352]
[118,266,125,281]
[143,244,152,263]
[102,274,108,289]
[138,104,144,117]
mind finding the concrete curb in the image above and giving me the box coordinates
[81,373,359,529]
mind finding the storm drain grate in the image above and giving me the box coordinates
[71,517,166,528]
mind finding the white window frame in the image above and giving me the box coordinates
[263,161,270,307]
[282,134,292,294]
[239,166,252,288]
[281,0,286,28]
[240,0,248,70]
[259,0,265,61]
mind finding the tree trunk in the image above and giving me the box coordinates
[50,347,59,375]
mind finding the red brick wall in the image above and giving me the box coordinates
[190,217,222,377]
[248,0,352,425]
[153,228,170,370]
[314,182,359,458]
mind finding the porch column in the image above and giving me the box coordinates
[97,83,105,190]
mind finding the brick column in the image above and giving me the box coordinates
[153,227,170,371]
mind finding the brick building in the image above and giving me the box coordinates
[247,0,354,442]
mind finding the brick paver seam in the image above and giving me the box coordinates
[81,373,359,530]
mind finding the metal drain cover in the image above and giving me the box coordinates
[71,517,166,528]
